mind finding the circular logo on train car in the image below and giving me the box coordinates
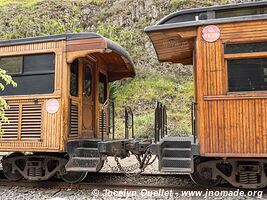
[202,25,220,42]
[46,99,59,114]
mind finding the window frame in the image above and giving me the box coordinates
[0,52,56,96]
[224,41,267,95]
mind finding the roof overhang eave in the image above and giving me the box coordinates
[145,14,267,33]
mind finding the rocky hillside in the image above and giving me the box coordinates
[0,0,258,137]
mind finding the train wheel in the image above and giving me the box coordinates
[61,171,88,183]
[2,152,24,181]
[190,159,221,187]
[96,159,104,172]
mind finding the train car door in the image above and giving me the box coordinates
[81,60,95,138]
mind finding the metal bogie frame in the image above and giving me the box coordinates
[192,157,267,189]
[2,153,68,181]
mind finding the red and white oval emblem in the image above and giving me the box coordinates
[202,25,220,42]
[46,99,59,114]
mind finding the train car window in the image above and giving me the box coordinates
[98,72,107,104]
[24,54,54,73]
[228,58,267,92]
[0,56,23,74]
[70,59,79,97]
[0,53,55,96]
[83,64,92,96]
[224,42,267,54]
[216,7,267,19]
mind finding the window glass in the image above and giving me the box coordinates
[3,74,54,95]
[224,42,267,54]
[0,53,55,96]
[98,72,107,104]
[24,54,54,73]
[0,56,22,74]
[70,59,79,97]
[228,58,267,92]
[216,7,267,19]
[83,64,92,96]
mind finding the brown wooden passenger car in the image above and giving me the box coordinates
[0,33,135,183]
[145,1,267,189]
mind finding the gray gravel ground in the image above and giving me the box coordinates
[0,186,265,200]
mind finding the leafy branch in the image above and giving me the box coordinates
[0,68,17,135]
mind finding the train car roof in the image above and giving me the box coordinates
[0,32,135,81]
[145,1,267,32]
[0,33,133,66]
[144,1,267,64]
[0,32,102,46]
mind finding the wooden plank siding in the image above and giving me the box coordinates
[197,20,267,157]
[0,41,65,152]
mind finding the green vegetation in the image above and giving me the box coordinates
[0,0,232,138]
[0,69,16,135]
[97,24,137,53]
[112,72,194,138]
[0,0,38,8]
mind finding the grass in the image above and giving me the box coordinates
[0,0,39,8]
[113,74,194,138]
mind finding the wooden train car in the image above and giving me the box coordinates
[145,1,267,189]
[0,32,135,183]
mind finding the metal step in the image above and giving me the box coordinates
[161,167,192,173]
[66,140,100,155]
[66,166,100,172]
[162,157,192,168]
[157,137,195,174]
[163,140,192,148]
[65,157,101,172]
[75,140,100,148]
[163,148,191,158]
[74,147,99,157]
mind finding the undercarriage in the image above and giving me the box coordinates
[2,152,70,182]
[191,157,267,189]
[1,138,154,183]
[2,102,267,189]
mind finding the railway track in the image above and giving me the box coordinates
[0,171,264,200]
[0,170,232,191]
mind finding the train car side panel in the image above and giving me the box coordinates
[198,20,267,156]
[0,41,65,152]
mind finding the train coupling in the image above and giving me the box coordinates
[98,139,152,158]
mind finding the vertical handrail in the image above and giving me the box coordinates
[131,109,134,139]
[125,107,128,139]
[154,101,167,143]
[163,105,167,138]
[68,98,72,136]
[101,99,110,141]
[191,101,197,143]
[101,108,104,141]
[154,102,158,144]
[112,101,115,140]
[159,103,163,139]
[125,106,134,139]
